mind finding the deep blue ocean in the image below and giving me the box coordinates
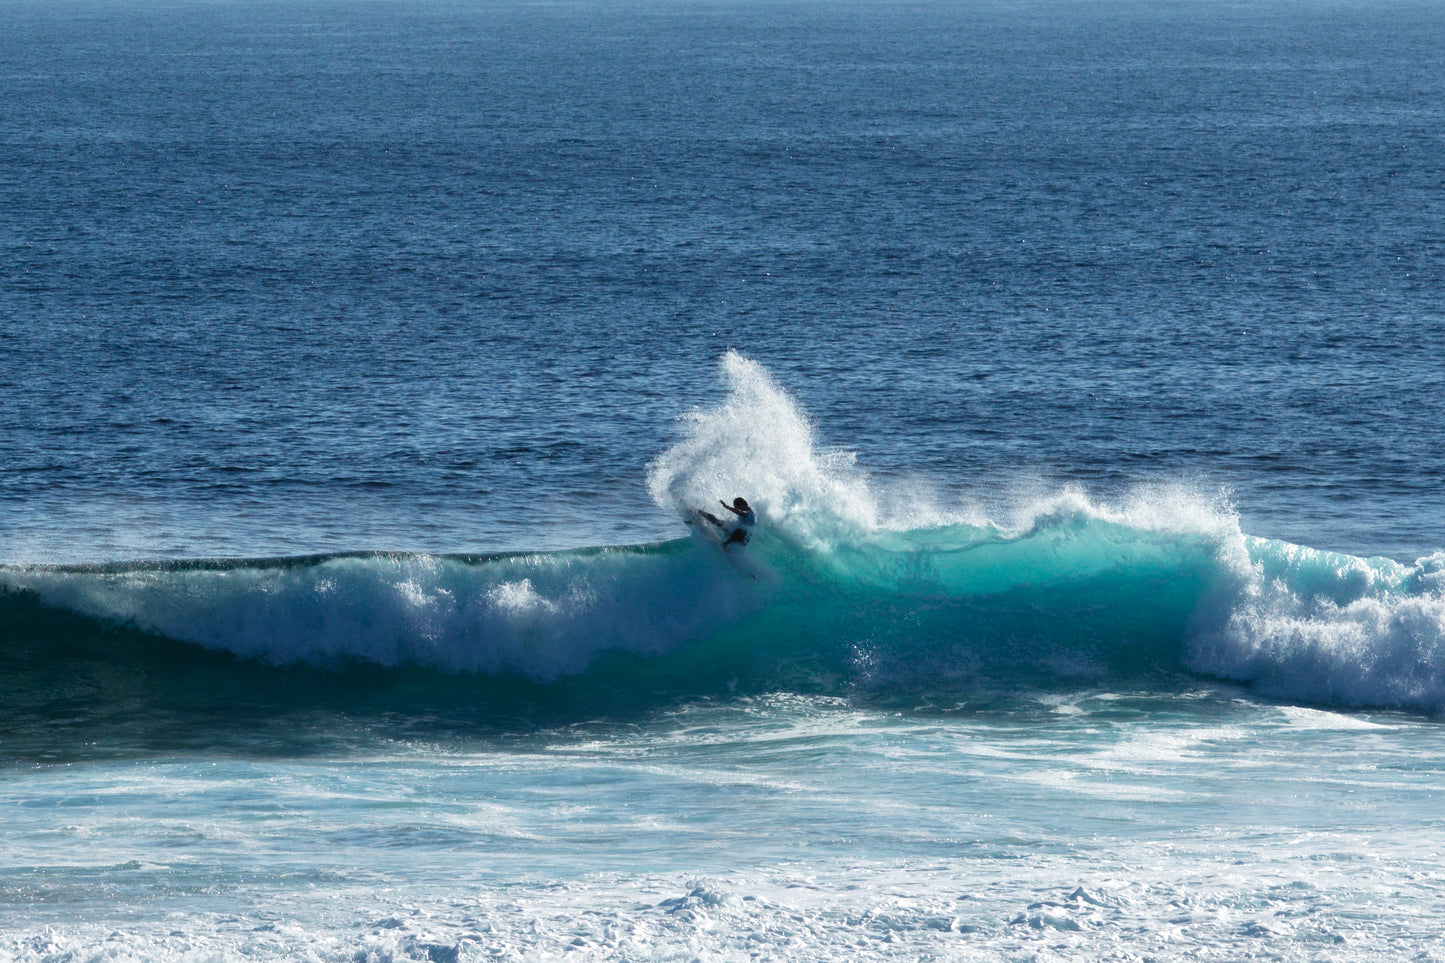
[3,0,1445,959]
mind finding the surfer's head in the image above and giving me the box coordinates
[733,497,750,511]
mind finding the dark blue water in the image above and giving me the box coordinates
[4,0,1443,563]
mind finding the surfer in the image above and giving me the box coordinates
[696,497,756,547]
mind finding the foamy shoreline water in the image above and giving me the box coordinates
[5,695,1439,961]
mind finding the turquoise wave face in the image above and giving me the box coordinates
[5,502,1443,718]
[4,356,1443,723]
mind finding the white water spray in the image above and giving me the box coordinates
[646,351,879,543]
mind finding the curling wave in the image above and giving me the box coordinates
[3,352,1443,713]
[3,503,1444,712]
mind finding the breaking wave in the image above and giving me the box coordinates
[3,353,1443,714]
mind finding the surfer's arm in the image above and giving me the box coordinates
[720,500,745,517]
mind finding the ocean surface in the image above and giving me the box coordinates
[3,0,1445,959]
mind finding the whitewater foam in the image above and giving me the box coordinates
[1191,544,1445,712]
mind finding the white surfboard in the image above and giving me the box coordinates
[687,509,767,582]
